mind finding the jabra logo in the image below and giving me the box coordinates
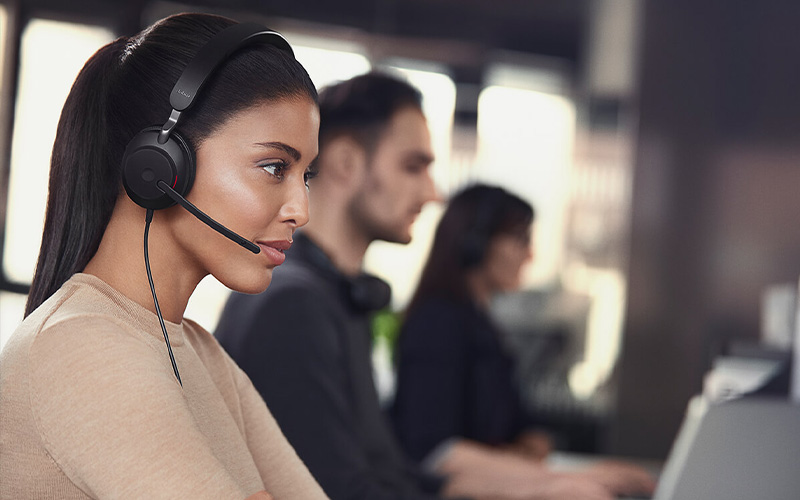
[177,89,192,98]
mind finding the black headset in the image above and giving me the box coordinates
[303,235,392,312]
[122,22,295,384]
[121,22,293,213]
[460,187,505,269]
[345,274,392,313]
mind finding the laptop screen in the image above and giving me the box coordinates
[654,396,800,500]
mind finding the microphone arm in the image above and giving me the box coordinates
[156,180,260,254]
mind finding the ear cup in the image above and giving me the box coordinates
[460,230,489,269]
[303,235,391,311]
[459,187,505,269]
[348,274,392,312]
[122,126,195,210]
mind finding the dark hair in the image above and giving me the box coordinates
[317,71,423,158]
[406,184,534,314]
[25,13,318,316]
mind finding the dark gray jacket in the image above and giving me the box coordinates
[215,232,444,500]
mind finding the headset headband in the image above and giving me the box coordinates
[158,22,294,144]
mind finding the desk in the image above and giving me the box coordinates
[547,451,662,477]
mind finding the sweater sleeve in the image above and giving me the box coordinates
[391,301,471,463]
[28,316,253,500]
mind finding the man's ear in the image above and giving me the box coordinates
[322,136,368,185]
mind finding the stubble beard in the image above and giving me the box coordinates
[347,193,411,246]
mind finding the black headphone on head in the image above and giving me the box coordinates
[121,22,293,254]
[122,21,296,385]
[460,188,505,269]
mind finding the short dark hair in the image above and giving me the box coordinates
[317,71,423,157]
[26,13,318,316]
[406,184,534,314]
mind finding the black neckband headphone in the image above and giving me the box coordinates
[302,235,392,312]
[122,22,295,384]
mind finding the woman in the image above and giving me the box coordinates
[392,184,543,460]
[0,13,326,499]
[392,184,656,499]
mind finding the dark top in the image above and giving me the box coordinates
[391,297,528,462]
[215,232,444,500]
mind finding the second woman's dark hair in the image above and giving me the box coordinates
[406,184,534,315]
[25,13,317,316]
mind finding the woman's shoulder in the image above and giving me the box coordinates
[1,279,178,421]
[182,318,229,363]
[13,275,133,344]
[4,275,171,376]
[27,273,156,332]
[181,318,244,385]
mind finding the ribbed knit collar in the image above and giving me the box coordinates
[69,273,185,346]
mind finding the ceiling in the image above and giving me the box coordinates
[14,0,591,79]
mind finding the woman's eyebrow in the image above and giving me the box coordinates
[253,141,301,161]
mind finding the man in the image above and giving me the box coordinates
[215,72,442,499]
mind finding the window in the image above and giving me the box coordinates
[476,72,576,288]
[290,35,371,90]
[0,18,113,351]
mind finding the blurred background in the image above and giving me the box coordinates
[2,0,800,461]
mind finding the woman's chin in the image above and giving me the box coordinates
[220,271,273,295]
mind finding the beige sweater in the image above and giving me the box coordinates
[0,273,328,499]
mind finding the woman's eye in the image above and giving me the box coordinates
[260,161,287,179]
[304,170,318,189]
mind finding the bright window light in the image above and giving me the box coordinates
[0,6,6,91]
[0,291,26,353]
[0,4,16,353]
[391,65,456,190]
[0,19,112,350]
[287,34,371,90]
[476,85,576,288]
[4,19,113,284]
[565,266,627,398]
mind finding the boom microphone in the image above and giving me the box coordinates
[156,180,261,254]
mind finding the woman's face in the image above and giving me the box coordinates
[166,96,319,294]
[481,226,534,293]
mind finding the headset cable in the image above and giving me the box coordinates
[144,208,182,386]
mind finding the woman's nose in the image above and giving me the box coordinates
[280,179,310,228]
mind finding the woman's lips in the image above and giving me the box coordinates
[257,240,291,266]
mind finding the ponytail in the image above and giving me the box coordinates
[25,38,127,316]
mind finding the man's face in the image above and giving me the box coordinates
[348,106,437,244]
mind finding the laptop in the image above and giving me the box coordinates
[653,395,800,500]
